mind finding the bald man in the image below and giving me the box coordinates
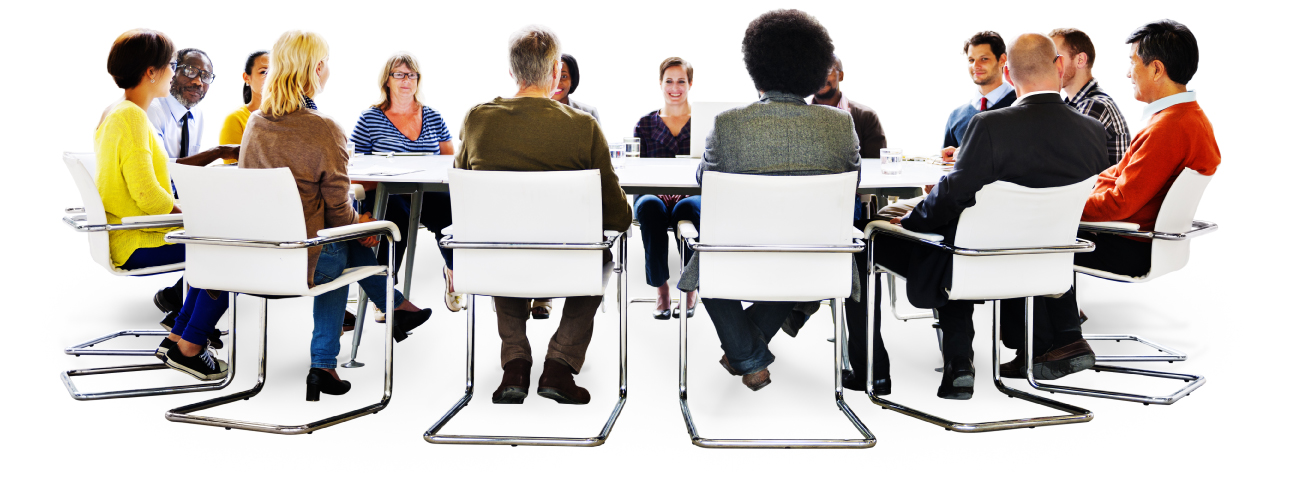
[862,33,1109,400]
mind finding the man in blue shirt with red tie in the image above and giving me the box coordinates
[941,31,1017,160]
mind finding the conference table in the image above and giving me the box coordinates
[347,154,946,299]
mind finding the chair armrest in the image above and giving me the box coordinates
[350,184,366,202]
[851,227,864,239]
[121,214,183,225]
[441,225,452,236]
[863,220,944,243]
[677,220,698,240]
[1079,220,1141,232]
[65,207,85,214]
[317,220,401,243]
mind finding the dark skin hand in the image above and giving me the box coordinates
[175,145,240,166]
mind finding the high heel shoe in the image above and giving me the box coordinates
[306,368,352,402]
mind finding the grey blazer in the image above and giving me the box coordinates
[567,98,601,124]
[678,91,862,299]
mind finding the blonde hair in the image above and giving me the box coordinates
[261,30,329,117]
[507,25,561,89]
[375,52,422,111]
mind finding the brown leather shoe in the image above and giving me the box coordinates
[537,358,590,404]
[719,355,740,376]
[742,368,771,391]
[999,350,1028,379]
[1035,339,1096,380]
[491,358,531,404]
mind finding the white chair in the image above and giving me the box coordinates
[162,165,402,435]
[676,171,875,448]
[423,168,629,447]
[1037,168,1215,405]
[862,177,1098,432]
[58,152,235,401]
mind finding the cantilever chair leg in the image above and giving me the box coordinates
[166,250,398,434]
[62,316,237,401]
[1073,274,1187,363]
[865,265,1093,431]
[65,329,173,357]
[424,235,631,446]
[885,272,935,322]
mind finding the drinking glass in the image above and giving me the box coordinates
[346,140,356,164]
[609,141,626,167]
[623,137,640,158]
[880,148,904,175]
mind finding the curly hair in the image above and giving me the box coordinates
[741,9,835,97]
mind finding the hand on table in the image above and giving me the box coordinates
[889,216,905,225]
[217,145,240,161]
[941,146,958,162]
[358,212,378,247]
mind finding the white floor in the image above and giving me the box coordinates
[17,206,1290,495]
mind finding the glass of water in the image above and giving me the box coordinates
[609,141,626,168]
[346,140,356,164]
[623,137,640,158]
[880,148,903,175]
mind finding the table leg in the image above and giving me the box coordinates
[402,185,423,299]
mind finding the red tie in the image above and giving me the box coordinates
[979,97,988,111]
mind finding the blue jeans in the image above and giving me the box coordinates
[120,243,185,270]
[172,286,229,346]
[634,195,701,287]
[310,240,406,369]
[359,191,455,272]
[700,298,796,375]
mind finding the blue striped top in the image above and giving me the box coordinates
[351,105,453,154]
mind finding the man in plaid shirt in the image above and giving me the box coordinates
[1051,28,1131,166]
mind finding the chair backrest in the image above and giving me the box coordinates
[448,168,605,298]
[698,171,858,301]
[948,176,1096,301]
[1147,168,1213,279]
[170,165,311,295]
[63,152,113,272]
[688,102,747,158]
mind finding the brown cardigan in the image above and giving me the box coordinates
[240,107,358,285]
[454,97,632,232]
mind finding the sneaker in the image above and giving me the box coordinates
[164,346,228,381]
[160,311,178,332]
[156,336,177,361]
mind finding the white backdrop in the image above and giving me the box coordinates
[2,0,1292,495]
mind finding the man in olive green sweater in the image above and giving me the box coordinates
[454,25,631,405]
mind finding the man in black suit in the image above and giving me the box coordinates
[869,33,1109,400]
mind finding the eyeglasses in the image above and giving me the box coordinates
[176,64,215,84]
[390,72,420,80]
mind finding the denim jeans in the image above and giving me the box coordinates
[701,298,796,375]
[310,240,406,369]
[634,195,701,288]
[359,191,455,273]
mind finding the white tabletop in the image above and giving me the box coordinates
[347,154,942,193]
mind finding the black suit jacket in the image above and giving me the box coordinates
[900,92,1109,307]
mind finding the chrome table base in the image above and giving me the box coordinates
[424,235,630,447]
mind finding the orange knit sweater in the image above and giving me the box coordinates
[1082,100,1219,235]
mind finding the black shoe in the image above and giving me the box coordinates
[160,311,178,332]
[156,336,177,361]
[207,329,224,350]
[389,308,432,343]
[652,308,671,320]
[154,286,182,314]
[937,357,974,400]
[780,311,809,338]
[164,346,228,381]
[306,368,352,401]
[672,305,696,319]
[841,370,891,395]
[492,358,531,404]
[342,311,356,332]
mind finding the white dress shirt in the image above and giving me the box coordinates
[971,81,1015,110]
[1139,90,1196,128]
[146,94,203,159]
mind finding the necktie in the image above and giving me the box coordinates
[978,97,988,111]
[180,111,191,158]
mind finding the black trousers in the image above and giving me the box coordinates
[359,191,455,278]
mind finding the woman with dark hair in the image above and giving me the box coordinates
[350,52,459,313]
[96,29,231,381]
[218,50,269,164]
[552,53,600,122]
[679,10,862,391]
[633,56,697,320]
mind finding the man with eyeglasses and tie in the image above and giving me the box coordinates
[145,47,238,327]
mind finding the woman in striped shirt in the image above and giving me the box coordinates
[351,52,460,312]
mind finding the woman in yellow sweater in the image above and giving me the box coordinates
[218,50,269,163]
[97,29,229,381]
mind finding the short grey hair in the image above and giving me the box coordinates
[507,25,562,88]
[1007,33,1058,85]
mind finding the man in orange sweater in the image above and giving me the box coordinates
[1078,19,1219,276]
[1000,19,1219,380]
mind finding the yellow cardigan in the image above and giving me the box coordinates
[219,106,251,164]
[95,101,177,267]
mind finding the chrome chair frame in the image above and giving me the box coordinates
[864,228,1095,432]
[1076,220,1218,363]
[163,228,398,434]
[424,231,630,446]
[677,234,877,448]
[60,208,242,400]
[1020,221,1217,406]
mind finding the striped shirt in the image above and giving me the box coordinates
[1066,79,1131,165]
[351,105,452,154]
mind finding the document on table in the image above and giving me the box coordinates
[348,165,423,176]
